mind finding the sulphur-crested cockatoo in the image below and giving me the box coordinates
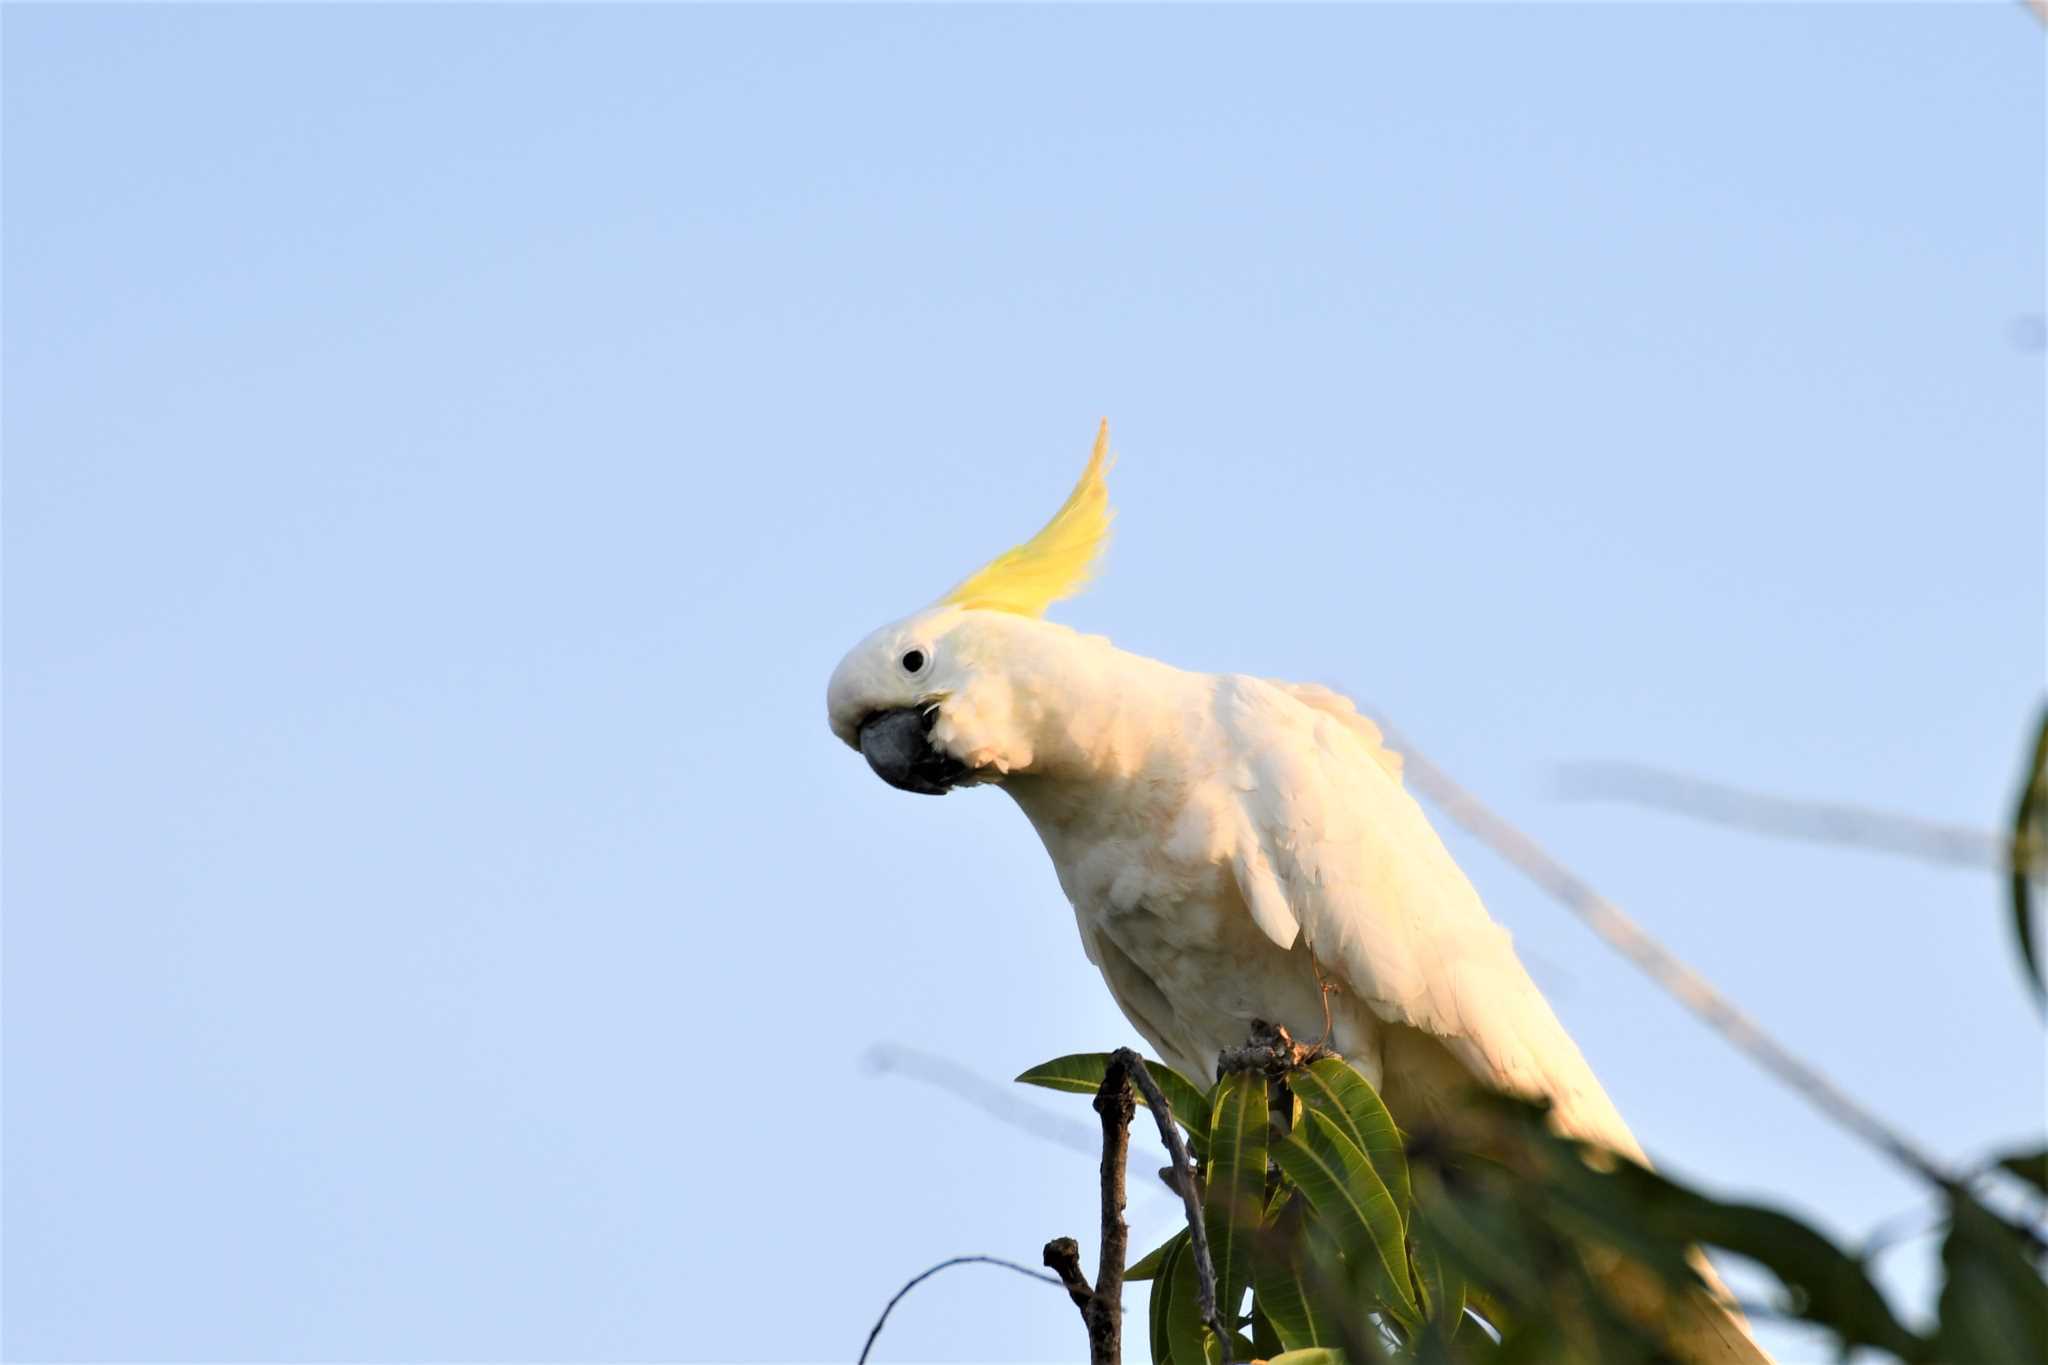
[826,424,1767,1364]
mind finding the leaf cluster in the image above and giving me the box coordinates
[1021,1052,2046,1364]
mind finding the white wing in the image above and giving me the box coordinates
[1217,674,1642,1159]
[1212,676,1771,1360]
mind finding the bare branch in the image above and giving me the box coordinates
[1381,721,1959,1190]
[1119,1047,1238,1359]
[855,1255,1063,1365]
[1043,1059,1137,1365]
[1091,1063,1135,1358]
[1042,1236,1094,1311]
[1556,760,2007,871]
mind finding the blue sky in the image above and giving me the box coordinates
[4,6,2041,1362]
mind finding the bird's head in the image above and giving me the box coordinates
[826,422,1115,796]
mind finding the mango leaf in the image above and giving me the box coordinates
[1624,1178,1918,1354]
[1167,1233,1223,1365]
[1995,1147,2048,1198]
[1409,1165,1548,1319]
[1459,1088,1927,1358]
[1151,1235,1185,1365]
[1017,1053,1211,1155]
[1205,1071,1268,1322]
[1250,1195,1337,1352]
[1129,1228,1188,1283]
[1936,1192,2048,1363]
[1293,1057,1411,1223]
[2012,706,2048,1011]
[1274,1107,1418,1320]
[1249,1304,1284,1359]
[1490,1320,1571,1364]
[1410,1225,1466,1335]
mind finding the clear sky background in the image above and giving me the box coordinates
[4,6,2042,1363]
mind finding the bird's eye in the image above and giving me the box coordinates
[900,648,927,674]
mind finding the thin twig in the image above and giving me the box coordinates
[1556,761,2007,871]
[1118,1047,1238,1359]
[1381,722,1959,1191]
[855,1255,1062,1364]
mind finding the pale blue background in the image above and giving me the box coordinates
[5,5,2042,1362]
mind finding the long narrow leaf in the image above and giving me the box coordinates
[1411,1227,1466,1335]
[1995,1147,2048,1197]
[1482,1096,1927,1359]
[1250,1305,1284,1359]
[1293,1057,1411,1222]
[1151,1236,1185,1365]
[1205,1071,1268,1323]
[1251,1196,1336,1352]
[1936,1193,2048,1362]
[1167,1235,1221,1365]
[1274,1107,1418,1319]
[2011,705,2048,1010]
[1129,1228,1188,1283]
[1017,1053,1211,1153]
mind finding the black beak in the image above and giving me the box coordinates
[859,707,969,796]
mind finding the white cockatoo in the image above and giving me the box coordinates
[826,425,1768,1364]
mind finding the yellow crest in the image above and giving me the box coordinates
[939,420,1115,618]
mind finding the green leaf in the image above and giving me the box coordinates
[1016,1053,1211,1154]
[1167,1233,1222,1365]
[1251,1196,1338,1351]
[1129,1228,1187,1283]
[1995,1147,2048,1197]
[1410,1226,1466,1335]
[1264,1351,1345,1365]
[1936,1192,2048,1363]
[1293,1058,1411,1223]
[1408,1164,1547,1320]
[1151,1236,1185,1365]
[2011,705,2048,1011]
[1250,1304,1284,1359]
[1447,1089,1927,1357]
[1205,1071,1268,1323]
[1523,1132,1923,1355]
[1627,1178,1918,1354]
[1274,1107,1418,1320]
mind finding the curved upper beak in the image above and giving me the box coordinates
[858,707,969,796]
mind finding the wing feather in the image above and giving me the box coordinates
[1217,675,1640,1158]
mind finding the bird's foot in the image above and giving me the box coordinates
[1218,1020,1335,1076]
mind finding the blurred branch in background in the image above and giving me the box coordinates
[865,1041,1105,1157]
[1554,761,2006,871]
[1377,719,1960,1190]
[1558,706,2048,1016]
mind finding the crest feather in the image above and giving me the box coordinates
[940,420,1115,617]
